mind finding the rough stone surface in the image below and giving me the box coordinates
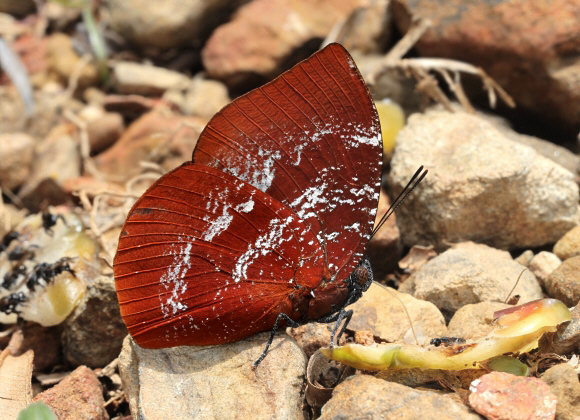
[102,0,245,53]
[541,363,580,420]
[62,276,128,368]
[389,110,579,250]
[447,301,511,340]
[0,133,34,190]
[469,372,557,420]
[545,256,580,307]
[288,322,334,358]
[400,242,543,316]
[529,251,562,288]
[34,366,108,420]
[320,375,481,419]
[554,225,580,261]
[202,0,366,86]
[118,334,306,420]
[392,0,580,132]
[347,283,447,344]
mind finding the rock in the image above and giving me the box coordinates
[0,350,33,418]
[447,301,511,341]
[62,276,128,368]
[541,363,580,420]
[539,317,580,355]
[338,0,392,54]
[0,0,35,17]
[0,133,34,190]
[515,249,534,266]
[181,77,230,118]
[366,189,403,281]
[18,123,81,211]
[102,0,244,54]
[389,110,579,250]
[545,256,580,306]
[554,225,580,261]
[86,112,125,154]
[34,366,108,420]
[529,251,562,288]
[94,111,204,180]
[377,368,486,389]
[400,242,543,316]
[469,372,557,420]
[118,334,306,419]
[392,0,580,133]
[347,283,447,344]
[112,62,191,96]
[320,375,480,419]
[202,0,366,86]
[14,324,62,372]
[46,33,99,89]
[288,322,334,358]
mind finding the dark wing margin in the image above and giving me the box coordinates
[192,43,382,284]
[114,163,324,347]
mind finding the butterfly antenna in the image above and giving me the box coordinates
[504,267,527,304]
[374,282,419,345]
[371,166,428,239]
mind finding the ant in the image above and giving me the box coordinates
[42,213,66,235]
[0,231,18,253]
[1,264,27,290]
[26,258,76,291]
[0,291,26,315]
[430,337,467,347]
[7,245,37,262]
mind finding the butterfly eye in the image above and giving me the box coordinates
[353,266,369,287]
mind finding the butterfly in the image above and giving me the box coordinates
[113,43,384,366]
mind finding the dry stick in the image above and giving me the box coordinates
[411,67,454,112]
[435,68,475,114]
[390,58,516,109]
[367,17,432,85]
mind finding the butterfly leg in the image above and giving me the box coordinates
[253,313,301,368]
[316,308,354,348]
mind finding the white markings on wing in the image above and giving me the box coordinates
[160,239,192,318]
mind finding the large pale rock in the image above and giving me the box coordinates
[102,0,245,53]
[447,301,510,340]
[119,333,306,419]
[320,375,480,419]
[389,110,579,250]
[347,283,447,344]
[400,242,543,316]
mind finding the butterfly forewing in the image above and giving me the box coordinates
[114,163,324,347]
[193,43,382,283]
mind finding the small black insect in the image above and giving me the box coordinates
[0,291,26,315]
[26,258,76,291]
[42,213,66,235]
[0,231,19,253]
[7,245,37,262]
[1,264,27,290]
[430,337,467,347]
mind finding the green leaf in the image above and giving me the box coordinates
[18,402,57,420]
